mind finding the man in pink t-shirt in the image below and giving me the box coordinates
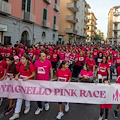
[34,52,53,115]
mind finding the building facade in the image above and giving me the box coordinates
[59,0,90,44]
[0,0,60,46]
[86,11,97,42]
[107,6,120,45]
[107,8,113,44]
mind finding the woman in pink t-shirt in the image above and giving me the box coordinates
[53,61,71,120]
[95,56,110,83]
[9,55,35,120]
[65,49,70,62]
[79,64,93,83]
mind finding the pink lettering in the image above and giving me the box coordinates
[100,91,106,98]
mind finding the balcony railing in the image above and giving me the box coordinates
[42,19,50,28]
[113,20,120,23]
[84,16,89,22]
[54,3,60,12]
[66,28,78,34]
[113,12,120,16]
[53,24,59,31]
[67,3,79,13]
[22,11,35,23]
[66,15,78,23]
[43,0,51,4]
[84,8,89,15]
[113,27,120,31]
[84,25,88,29]
[0,0,11,15]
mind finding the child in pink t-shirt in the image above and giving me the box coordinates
[98,78,112,120]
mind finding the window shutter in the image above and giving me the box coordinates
[27,0,31,12]
[22,0,26,10]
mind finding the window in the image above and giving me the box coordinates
[22,0,31,12]
[55,0,57,4]
[4,36,11,45]
[53,15,56,25]
[43,9,47,20]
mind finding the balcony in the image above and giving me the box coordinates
[67,3,79,13]
[84,16,89,22]
[66,15,78,23]
[113,12,120,16]
[113,20,120,23]
[42,19,50,28]
[43,0,51,4]
[54,3,59,12]
[113,27,120,31]
[66,28,78,34]
[113,35,120,38]
[87,22,94,26]
[22,11,35,23]
[53,24,59,31]
[84,8,89,15]
[0,0,11,15]
[84,25,88,30]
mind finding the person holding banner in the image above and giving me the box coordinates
[79,64,93,83]
[98,78,112,120]
[52,60,71,120]
[9,55,35,120]
[4,56,16,115]
[95,56,110,83]
[0,65,6,106]
[34,52,53,115]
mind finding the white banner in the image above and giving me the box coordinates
[0,79,120,104]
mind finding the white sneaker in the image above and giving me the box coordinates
[65,103,69,112]
[45,103,49,111]
[98,116,103,120]
[35,107,43,115]
[56,112,64,120]
[24,107,30,114]
[9,113,19,120]
[104,119,107,120]
[0,98,3,106]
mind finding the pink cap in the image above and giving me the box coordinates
[14,56,19,60]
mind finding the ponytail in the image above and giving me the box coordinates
[24,61,30,71]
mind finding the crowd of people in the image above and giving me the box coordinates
[0,41,120,120]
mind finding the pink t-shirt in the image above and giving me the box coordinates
[65,53,70,61]
[34,59,52,81]
[59,53,65,60]
[80,69,93,77]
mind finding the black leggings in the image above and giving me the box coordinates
[100,108,109,119]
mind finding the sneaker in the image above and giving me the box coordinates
[98,116,103,120]
[35,108,43,115]
[5,102,15,111]
[65,103,69,112]
[9,113,19,120]
[0,98,3,106]
[114,110,118,118]
[24,107,30,114]
[56,112,64,120]
[4,107,13,115]
[105,119,108,120]
[45,103,49,111]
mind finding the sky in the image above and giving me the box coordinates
[86,0,120,36]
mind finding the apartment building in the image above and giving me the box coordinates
[0,0,60,46]
[107,6,120,45]
[59,0,90,44]
[86,11,97,42]
[107,8,113,44]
